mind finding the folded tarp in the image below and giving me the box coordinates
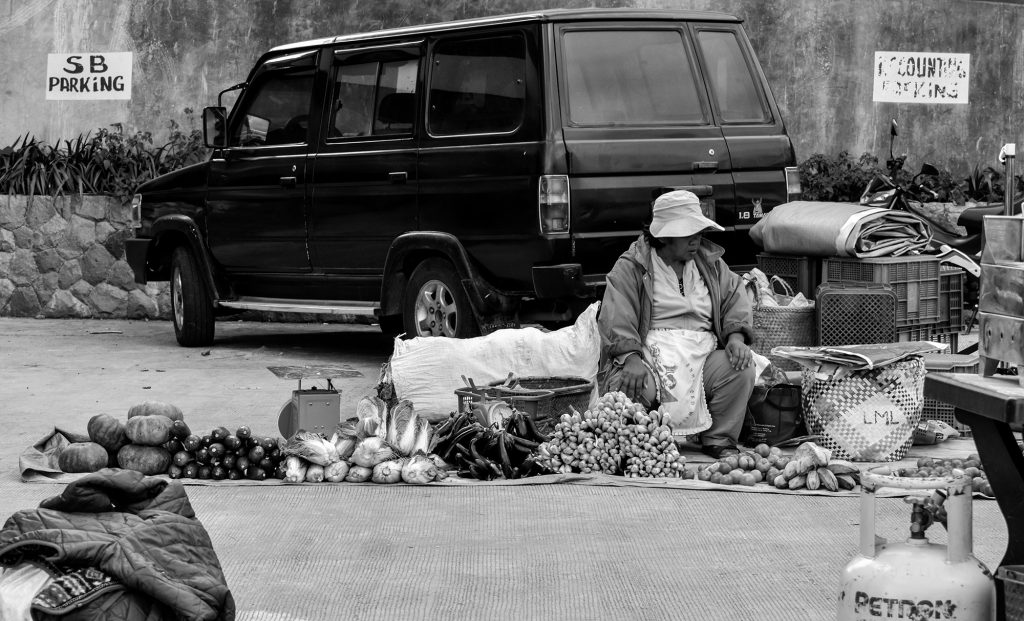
[750,201,932,257]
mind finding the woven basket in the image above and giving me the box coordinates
[749,276,817,372]
[802,357,925,462]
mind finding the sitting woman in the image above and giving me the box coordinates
[598,190,756,458]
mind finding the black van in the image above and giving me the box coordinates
[126,8,800,347]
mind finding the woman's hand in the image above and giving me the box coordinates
[725,334,752,371]
[611,354,648,400]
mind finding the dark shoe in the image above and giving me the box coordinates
[701,445,739,459]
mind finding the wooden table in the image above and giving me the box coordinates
[925,372,1024,620]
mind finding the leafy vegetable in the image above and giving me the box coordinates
[284,430,340,466]
[413,421,433,455]
[283,456,308,483]
[324,461,349,482]
[371,459,406,484]
[355,395,386,438]
[304,463,325,483]
[331,419,359,460]
[345,465,372,483]
[350,436,397,468]
[401,454,438,485]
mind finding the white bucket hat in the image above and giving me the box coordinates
[649,190,724,238]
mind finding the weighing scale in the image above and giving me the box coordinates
[268,365,362,438]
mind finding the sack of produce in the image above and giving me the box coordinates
[801,358,925,462]
[389,302,601,421]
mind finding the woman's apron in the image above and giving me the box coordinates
[644,254,718,437]
[643,328,716,437]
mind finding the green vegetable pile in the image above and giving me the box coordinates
[534,391,686,478]
[431,408,551,480]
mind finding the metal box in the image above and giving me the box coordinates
[287,388,341,436]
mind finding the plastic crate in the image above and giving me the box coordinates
[756,253,822,300]
[938,266,964,330]
[823,255,941,327]
[921,352,980,435]
[997,565,1024,620]
[816,283,897,346]
[897,324,959,354]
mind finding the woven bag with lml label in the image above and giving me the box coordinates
[801,357,925,462]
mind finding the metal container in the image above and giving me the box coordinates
[837,472,995,620]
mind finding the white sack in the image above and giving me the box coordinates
[390,302,601,421]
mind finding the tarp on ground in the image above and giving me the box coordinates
[19,430,988,499]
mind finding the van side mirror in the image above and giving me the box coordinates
[203,106,227,148]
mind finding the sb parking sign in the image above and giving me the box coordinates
[46,52,133,100]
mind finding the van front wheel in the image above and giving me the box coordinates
[171,247,215,347]
[403,258,478,338]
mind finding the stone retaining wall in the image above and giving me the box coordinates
[0,194,169,319]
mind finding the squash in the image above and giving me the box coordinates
[117,444,172,475]
[125,414,175,446]
[127,401,184,422]
[86,413,129,453]
[58,442,109,473]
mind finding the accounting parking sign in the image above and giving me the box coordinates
[46,52,132,100]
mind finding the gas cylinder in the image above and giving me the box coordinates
[837,471,995,620]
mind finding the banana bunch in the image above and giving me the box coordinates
[772,441,860,492]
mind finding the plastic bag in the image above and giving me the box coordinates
[0,563,52,621]
[913,419,961,445]
[742,382,807,447]
[743,269,814,309]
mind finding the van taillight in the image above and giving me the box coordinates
[130,194,142,229]
[785,166,802,201]
[539,175,570,234]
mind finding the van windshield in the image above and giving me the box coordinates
[562,30,705,126]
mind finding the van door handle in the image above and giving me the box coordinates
[279,176,297,188]
[693,161,719,171]
[389,171,408,184]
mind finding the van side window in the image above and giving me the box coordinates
[697,30,770,123]
[331,62,377,137]
[231,69,315,147]
[427,34,526,135]
[563,30,704,126]
[330,58,418,138]
[374,59,418,135]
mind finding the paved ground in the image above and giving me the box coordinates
[0,317,1010,620]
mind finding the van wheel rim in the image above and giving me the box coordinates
[172,268,184,330]
[414,279,457,337]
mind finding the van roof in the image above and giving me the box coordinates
[266,8,742,56]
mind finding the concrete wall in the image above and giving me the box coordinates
[1,0,1022,175]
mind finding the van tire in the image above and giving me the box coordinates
[171,246,215,347]
[403,258,479,338]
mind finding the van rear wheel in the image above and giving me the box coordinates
[171,247,215,347]
[403,258,478,338]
